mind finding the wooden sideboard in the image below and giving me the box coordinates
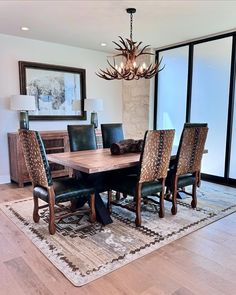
[8,131,70,187]
[8,129,103,187]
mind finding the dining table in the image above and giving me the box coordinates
[46,146,186,174]
[47,147,207,225]
[47,148,142,174]
[47,148,144,225]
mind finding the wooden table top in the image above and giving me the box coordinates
[47,145,189,174]
[47,148,141,174]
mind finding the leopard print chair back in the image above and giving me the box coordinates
[175,124,208,176]
[139,129,175,183]
[19,129,53,188]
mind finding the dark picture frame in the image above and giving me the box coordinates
[19,61,86,120]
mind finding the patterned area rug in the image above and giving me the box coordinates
[0,182,236,286]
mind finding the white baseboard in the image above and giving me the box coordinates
[0,175,11,184]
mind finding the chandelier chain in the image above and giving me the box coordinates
[130,12,133,41]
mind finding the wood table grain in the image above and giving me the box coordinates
[47,148,141,174]
[47,147,207,174]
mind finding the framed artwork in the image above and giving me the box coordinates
[19,61,86,120]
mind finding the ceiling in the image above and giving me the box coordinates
[0,0,236,53]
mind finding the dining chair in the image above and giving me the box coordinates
[19,129,96,235]
[166,123,208,215]
[67,124,97,151]
[67,124,97,185]
[107,129,175,227]
[101,123,124,148]
[101,123,126,200]
[67,123,112,219]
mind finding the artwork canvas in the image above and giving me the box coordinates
[19,61,86,120]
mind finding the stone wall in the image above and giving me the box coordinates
[122,54,152,139]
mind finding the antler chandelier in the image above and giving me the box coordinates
[96,8,164,81]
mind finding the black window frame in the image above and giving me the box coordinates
[154,31,236,187]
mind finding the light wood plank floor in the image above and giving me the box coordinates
[0,183,236,295]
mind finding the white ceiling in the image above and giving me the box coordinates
[0,0,236,53]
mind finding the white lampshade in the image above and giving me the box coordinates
[84,98,103,112]
[10,95,36,111]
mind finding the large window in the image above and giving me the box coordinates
[155,33,236,185]
[156,47,188,146]
[191,38,232,176]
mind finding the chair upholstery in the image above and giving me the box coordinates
[110,174,163,197]
[101,123,124,148]
[108,129,175,226]
[19,129,96,235]
[101,124,128,201]
[166,123,208,215]
[67,123,111,207]
[67,124,97,151]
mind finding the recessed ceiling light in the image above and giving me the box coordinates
[21,26,29,31]
[100,42,107,47]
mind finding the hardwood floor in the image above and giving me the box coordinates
[0,183,236,295]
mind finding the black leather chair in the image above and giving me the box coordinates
[19,129,96,235]
[108,129,175,226]
[101,123,124,148]
[67,124,112,225]
[166,123,208,215]
[101,123,129,200]
[67,124,97,151]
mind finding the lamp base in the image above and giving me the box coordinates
[19,111,29,129]
[90,112,98,129]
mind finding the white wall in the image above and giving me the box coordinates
[0,34,122,184]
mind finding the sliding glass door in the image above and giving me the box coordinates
[156,46,188,146]
[155,32,236,185]
[191,37,232,176]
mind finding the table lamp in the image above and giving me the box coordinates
[84,98,103,128]
[10,95,36,129]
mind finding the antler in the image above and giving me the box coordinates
[96,37,164,81]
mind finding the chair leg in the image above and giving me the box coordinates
[89,193,96,223]
[135,185,142,227]
[171,176,178,215]
[197,171,201,187]
[70,199,78,212]
[191,178,197,209]
[33,195,40,223]
[159,179,165,218]
[48,204,56,235]
[107,190,113,213]
[48,189,56,235]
